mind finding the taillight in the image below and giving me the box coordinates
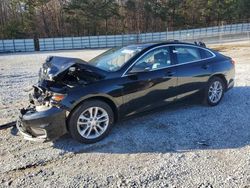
[231,59,236,65]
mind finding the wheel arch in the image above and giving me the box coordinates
[209,74,228,90]
[66,95,119,130]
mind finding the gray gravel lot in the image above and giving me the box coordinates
[0,42,250,187]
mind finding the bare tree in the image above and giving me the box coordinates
[0,0,249,39]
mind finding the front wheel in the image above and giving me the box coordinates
[204,77,225,106]
[68,100,114,144]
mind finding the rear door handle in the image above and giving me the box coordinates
[202,64,210,69]
[165,71,176,77]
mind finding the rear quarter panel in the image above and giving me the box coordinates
[210,53,235,88]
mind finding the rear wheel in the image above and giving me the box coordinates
[204,77,225,106]
[68,100,114,144]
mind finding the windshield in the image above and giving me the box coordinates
[89,46,144,72]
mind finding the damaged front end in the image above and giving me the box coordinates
[17,56,105,142]
[17,85,68,142]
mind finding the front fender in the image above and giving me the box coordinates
[59,82,123,112]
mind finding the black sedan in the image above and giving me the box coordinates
[17,41,235,143]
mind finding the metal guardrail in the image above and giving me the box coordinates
[1,23,250,53]
[0,39,34,53]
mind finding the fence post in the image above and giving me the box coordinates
[117,33,119,46]
[219,24,222,43]
[106,34,108,48]
[186,28,188,40]
[3,40,5,52]
[122,33,124,46]
[97,34,100,48]
[13,39,16,52]
[71,37,74,49]
[42,38,45,51]
[53,38,55,50]
[80,37,83,49]
[24,39,27,52]
[88,35,91,48]
[62,37,65,49]
[136,32,140,44]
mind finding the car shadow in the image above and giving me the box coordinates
[52,86,250,154]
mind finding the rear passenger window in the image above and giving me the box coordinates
[200,49,214,58]
[174,46,201,64]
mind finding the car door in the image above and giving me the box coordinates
[121,46,178,117]
[172,45,214,99]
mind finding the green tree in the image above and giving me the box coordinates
[65,0,119,35]
[238,0,250,20]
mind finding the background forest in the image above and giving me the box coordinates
[0,0,250,39]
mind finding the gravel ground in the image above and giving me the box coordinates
[0,42,250,188]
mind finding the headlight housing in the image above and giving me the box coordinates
[51,93,66,103]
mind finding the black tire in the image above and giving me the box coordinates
[204,77,225,106]
[68,100,114,144]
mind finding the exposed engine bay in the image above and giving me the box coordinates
[29,56,105,108]
[39,56,104,86]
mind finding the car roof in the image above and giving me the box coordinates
[126,41,205,49]
[126,43,155,49]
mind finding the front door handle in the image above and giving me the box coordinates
[202,64,210,69]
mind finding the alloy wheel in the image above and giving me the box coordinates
[76,107,109,139]
[208,81,223,104]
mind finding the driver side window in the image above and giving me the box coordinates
[130,47,171,72]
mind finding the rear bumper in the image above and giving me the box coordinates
[17,106,68,142]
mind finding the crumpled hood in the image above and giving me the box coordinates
[39,56,105,82]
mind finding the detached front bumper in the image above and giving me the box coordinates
[17,106,68,142]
